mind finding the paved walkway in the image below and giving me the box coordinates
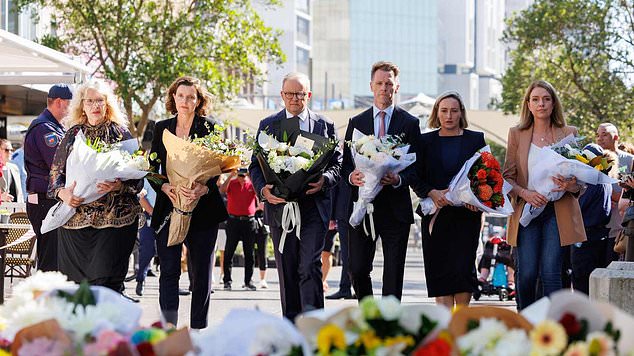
[2,239,516,330]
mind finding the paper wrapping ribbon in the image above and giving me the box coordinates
[279,201,301,253]
[362,203,378,241]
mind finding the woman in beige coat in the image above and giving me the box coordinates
[503,80,586,310]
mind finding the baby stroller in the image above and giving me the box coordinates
[473,235,515,301]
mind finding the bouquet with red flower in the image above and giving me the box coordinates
[468,151,505,209]
[420,146,514,216]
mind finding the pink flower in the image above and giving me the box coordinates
[18,337,70,356]
[83,330,128,355]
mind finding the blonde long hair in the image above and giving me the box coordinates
[63,80,128,129]
[518,80,566,130]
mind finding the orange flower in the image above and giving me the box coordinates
[478,184,493,201]
[493,181,503,193]
[412,339,452,356]
[476,169,488,181]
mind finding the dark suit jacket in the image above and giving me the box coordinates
[408,129,486,199]
[249,109,342,227]
[341,106,421,225]
[149,116,228,232]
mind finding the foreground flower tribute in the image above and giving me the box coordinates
[0,272,192,356]
[2,274,634,355]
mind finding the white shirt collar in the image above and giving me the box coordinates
[285,108,309,122]
[372,105,394,119]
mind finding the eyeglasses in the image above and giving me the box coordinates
[83,98,106,107]
[282,92,308,99]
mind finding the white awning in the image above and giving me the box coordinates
[0,29,90,85]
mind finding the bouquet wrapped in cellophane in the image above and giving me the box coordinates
[519,135,617,227]
[419,146,514,217]
[41,130,151,234]
[254,130,338,252]
[162,125,246,246]
[348,129,416,239]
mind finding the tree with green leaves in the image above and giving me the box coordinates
[17,0,285,137]
[500,0,634,138]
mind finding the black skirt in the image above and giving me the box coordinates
[58,220,138,291]
[421,206,481,297]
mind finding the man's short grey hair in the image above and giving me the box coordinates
[599,122,619,137]
[282,72,311,89]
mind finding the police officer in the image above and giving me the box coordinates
[24,84,72,271]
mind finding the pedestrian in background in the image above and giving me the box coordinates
[24,84,72,272]
[219,168,258,291]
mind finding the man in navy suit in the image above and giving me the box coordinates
[249,72,342,321]
[342,61,421,301]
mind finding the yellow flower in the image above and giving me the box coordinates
[594,164,604,171]
[575,154,590,164]
[530,320,568,355]
[384,335,415,348]
[316,324,346,355]
[563,341,590,356]
[0,350,9,356]
[358,330,382,351]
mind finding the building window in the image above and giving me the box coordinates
[296,16,310,45]
[296,47,310,75]
[296,0,309,14]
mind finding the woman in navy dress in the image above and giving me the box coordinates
[413,91,486,308]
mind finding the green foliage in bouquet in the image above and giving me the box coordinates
[191,122,253,166]
[56,280,96,313]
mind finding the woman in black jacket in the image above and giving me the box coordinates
[149,76,228,329]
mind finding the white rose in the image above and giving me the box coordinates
[286,156,311,174]
[376,295,402,321]
[359,140,379,158]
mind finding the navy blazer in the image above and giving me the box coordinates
[408,128,486,199]
[341,106,421,225]
[149,116,228,232]
[248,109,342,227]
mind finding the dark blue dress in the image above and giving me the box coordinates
[414,129,486,297]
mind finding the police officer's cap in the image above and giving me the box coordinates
[48,84,73,100]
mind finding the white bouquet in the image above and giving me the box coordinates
[40,130,149,234]
[349,129,416,237]
[419,146,514,217]
[0,273,141,342]
[192,309,311,356]
[254,131,338,252]
[519,134,617,226]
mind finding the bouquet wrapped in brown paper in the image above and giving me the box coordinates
[162,129,242,246]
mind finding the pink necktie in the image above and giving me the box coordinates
[378,111,386,138]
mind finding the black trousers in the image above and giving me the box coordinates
[336,218,352,292]
[26,196,59,271]
[156,224,218,329]
[348,220,410,300]
[223,217,257,285]
[58,221,137,292]
[255,230,268,271]
[270,202,326,321]
[571,238,616,295]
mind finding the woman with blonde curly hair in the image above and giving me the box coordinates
[48,79,142,294]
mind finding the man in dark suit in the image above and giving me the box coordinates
[342,61,421,301]
[249,72,342,321]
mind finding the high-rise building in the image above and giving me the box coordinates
[252,0,312,109]
[438,0,506,110]
[312,0,438,109]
